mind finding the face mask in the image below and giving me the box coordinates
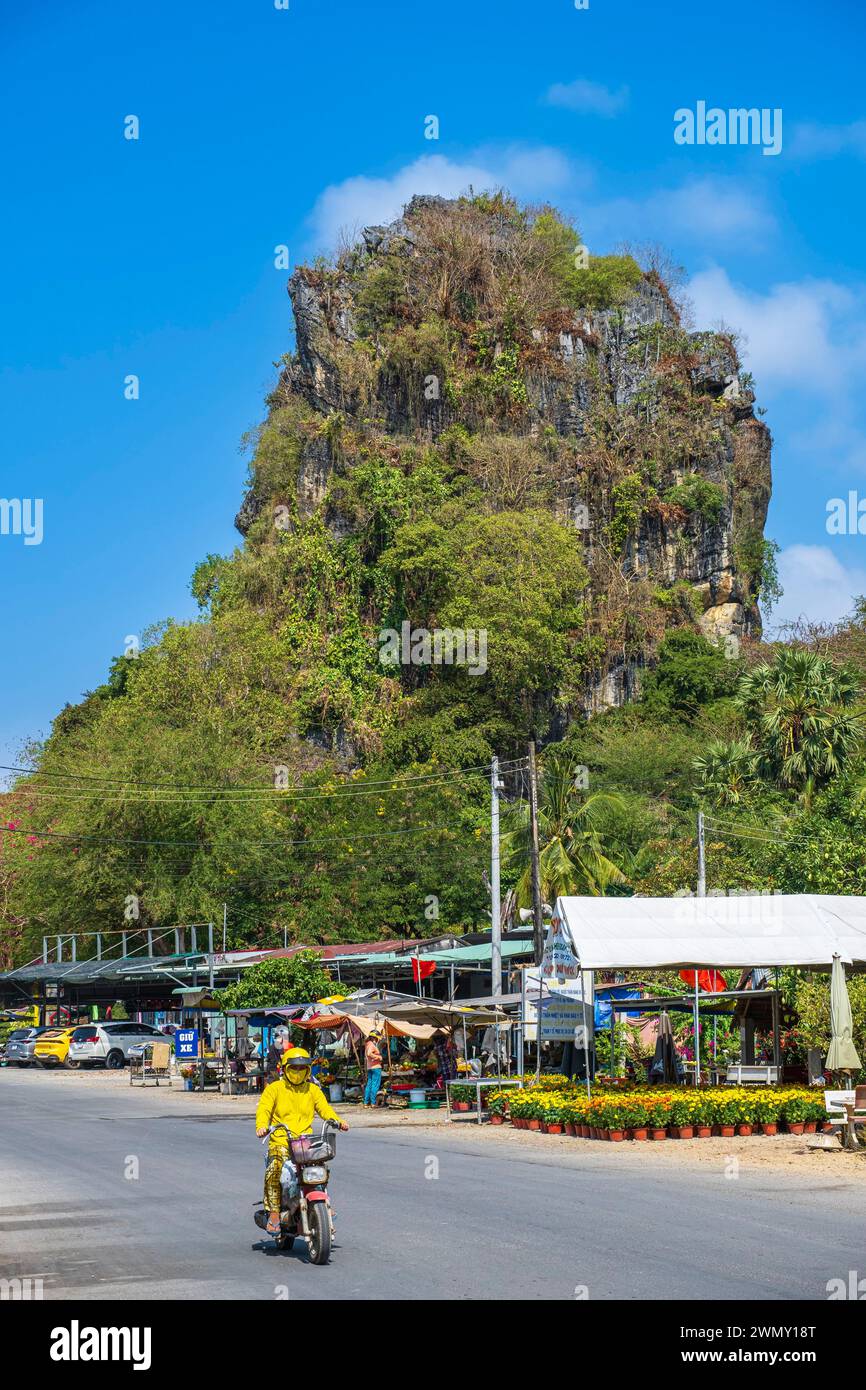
[286,1067,309,1086]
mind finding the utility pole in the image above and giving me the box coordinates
[694,810,706,1087]
[697,811,706,899]
[490,756,503,999]
[528,741,545,966]
[222,902,227,953]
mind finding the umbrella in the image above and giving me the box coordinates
[826,954,861,1073]
[649,1011,684,1084]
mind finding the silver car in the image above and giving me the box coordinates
[3,1026,53,1065]
[67,1021,167,1069]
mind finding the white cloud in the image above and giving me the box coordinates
[790,120,866,160]
[306,147,578,251]
[687,266,866,397]
[770,544,866,630]
[582,177,775,250]
[544,78,629,117]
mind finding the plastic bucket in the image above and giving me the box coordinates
[329,1083,343,1104]
[409,1088,427,1108]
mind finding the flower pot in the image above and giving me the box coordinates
[787,1122,805,1135]
[609,1129,625,1142]
[547,1123,562,1135]
[601,1129,611,1141]
[761,1122,778,1136]
[820,1121,834,1133]
[736,1123,752,1137]
[540,1122,549,1133]
[678,1125,695,1139]
[527,1119,540,1131]
[490,1114,503,1125]
[565,1123,576,1137]
[650,1128,667,1141]
[804,1121,817,1133]
[697,1125,712,1138]
[580,1124,590,1138]
[719,1125,735,1138]
[632,1127,648,1141]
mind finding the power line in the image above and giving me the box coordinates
[0,759,527,798]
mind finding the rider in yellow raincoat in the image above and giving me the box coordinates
[255,1046,348,1233]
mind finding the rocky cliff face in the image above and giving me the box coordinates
[236,194,771,717]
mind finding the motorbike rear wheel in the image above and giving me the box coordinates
[306,1202,331,1265]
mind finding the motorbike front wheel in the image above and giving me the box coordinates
[306,1202,331,1265]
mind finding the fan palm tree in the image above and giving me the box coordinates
[735,649,862,799]
[504,751,627,905]
[693,739,759,807]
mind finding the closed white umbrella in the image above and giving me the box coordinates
[826,954,861,1073]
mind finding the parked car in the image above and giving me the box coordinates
[33,1026,78,1066]
[4,1026,53,1065]
[67,1021,167,1069]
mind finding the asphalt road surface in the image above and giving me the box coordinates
[1,1070,864,1300]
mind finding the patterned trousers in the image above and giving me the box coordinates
[264,1147,289,1210]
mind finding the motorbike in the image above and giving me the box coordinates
[254,1119,339,1264]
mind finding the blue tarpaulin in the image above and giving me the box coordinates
[595,986,642,1029]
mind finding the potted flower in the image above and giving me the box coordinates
[713,1091,737,1138]
[669,1094,696,1139]
[753,1091,780,1136]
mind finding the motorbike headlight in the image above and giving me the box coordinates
[301,1165,329,1183]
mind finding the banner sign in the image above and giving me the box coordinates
[540,916,582,979]
[539,998,584,1041]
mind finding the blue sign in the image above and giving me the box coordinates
[176,1028,199,1059]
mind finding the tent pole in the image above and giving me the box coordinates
[610,995,616,1077]
[581,970,591,1100]
[693,975,700,1086]
[518,968,525,1083]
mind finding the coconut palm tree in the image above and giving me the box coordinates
[735,649,862,800]
[504,750,627,904]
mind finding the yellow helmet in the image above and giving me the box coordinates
[281,1047,312,1084]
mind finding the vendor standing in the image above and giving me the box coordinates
[364,1029,384,1107]
[266,1026,291,1082]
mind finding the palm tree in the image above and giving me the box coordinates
[735,649,862,799]
[693,739,759,807]
[504,751,627,905]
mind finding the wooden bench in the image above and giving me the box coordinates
[726,1065,780,1085]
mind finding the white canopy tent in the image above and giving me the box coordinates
[553,894,866,971]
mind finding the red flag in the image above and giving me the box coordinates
[680,969,728,993]
[412,958,436,982]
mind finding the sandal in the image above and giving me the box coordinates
[266,1213,281,1235]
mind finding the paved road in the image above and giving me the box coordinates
[1,1070,864,1300]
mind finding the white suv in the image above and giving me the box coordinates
[68,1021,166,1069]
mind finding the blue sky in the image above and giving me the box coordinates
[2,0,866,768]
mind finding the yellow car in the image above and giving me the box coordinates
[33,1027,78,1066]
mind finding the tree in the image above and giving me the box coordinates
[504,751,627,903]
[736,649,862,800]
[693,739,759,807]
[641,629,737,715]
[215,952,335,1011]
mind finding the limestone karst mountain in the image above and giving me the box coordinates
[236,193,771,719]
